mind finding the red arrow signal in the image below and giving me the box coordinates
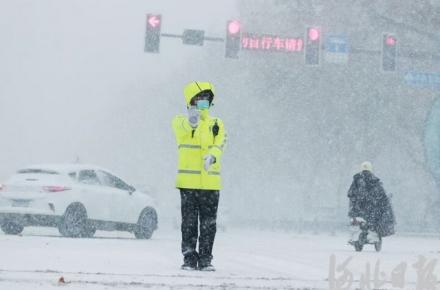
[148,15,160,28]
[145,14,161,53]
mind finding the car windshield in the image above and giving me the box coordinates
[98,171,132,191]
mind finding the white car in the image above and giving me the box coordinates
[0,164,158,239]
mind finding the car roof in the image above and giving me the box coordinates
[18,164,110,174]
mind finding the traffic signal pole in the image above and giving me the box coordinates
[144,14,438,70]
[161,33,224,42]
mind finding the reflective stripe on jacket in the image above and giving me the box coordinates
[172,114,227,190]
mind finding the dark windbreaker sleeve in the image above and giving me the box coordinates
[347,180,359,218]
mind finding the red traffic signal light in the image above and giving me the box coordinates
[145,14,162,53]
[147,15,161,28]
[305,27,321,65]
[225,20,241,59]
[228,20,241,35]
[382,33,397,71]
[386,35,396,46]
[308,28,320,41]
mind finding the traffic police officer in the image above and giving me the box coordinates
[172,81,227,271]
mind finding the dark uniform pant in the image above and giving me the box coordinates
[180,189,219,266]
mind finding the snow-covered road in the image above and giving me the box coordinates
[0,227,439,289]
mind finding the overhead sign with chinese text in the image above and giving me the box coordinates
[241,33,304,53]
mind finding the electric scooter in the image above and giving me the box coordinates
[348,217,382,252]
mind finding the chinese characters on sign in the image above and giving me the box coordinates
[329,255,438,290]
[241,33,304,53]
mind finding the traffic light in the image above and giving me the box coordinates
[145,14,161,53]
[225,20,241,58]
[305,27,321,65]
[382,33,397,71]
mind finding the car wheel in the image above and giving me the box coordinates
[59,203,88,238]
[1,221,24,235]
[134,207,157,239]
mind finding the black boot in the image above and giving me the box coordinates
[198,262,215,272]
[181,251,198,271]
[181,262,197,271]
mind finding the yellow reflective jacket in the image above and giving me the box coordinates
[172,81,227,190]
[172,112,226,190]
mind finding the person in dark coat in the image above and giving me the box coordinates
[348,161,395,238]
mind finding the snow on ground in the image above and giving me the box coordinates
[0,227,439,289]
